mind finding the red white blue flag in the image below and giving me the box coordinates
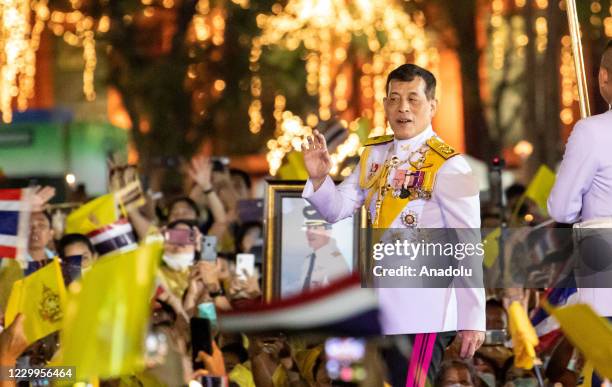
[0,189,31,259]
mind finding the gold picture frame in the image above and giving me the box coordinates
[263,180,367,301]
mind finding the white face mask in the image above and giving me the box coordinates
[162,252,194,271]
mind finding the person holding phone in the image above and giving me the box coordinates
[159,220,202,298]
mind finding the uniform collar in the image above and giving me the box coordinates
[392,125,434,157]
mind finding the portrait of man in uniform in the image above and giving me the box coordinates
[263,184,360,299]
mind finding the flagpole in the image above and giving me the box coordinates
[565,0,591,118]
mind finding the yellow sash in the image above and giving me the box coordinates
[359,136,458,229]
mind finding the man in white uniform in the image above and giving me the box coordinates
[299,205,350,291]
[301,64,485,386]
[547,41,612,386]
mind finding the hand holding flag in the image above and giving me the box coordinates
[508,301,540,369]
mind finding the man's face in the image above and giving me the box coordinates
[486,305,508,330]
[29,212,53,251]
[440,367,474,387]
[383,78,437,140]
[305,225,331,251]
[599,65,612,105]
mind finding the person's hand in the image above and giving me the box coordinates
[0,314,28,365]
[192,341,227,378]
[456,330,485,359]
[183,271,210,316]
[228,269,261,300]
[301,130,331,189]
[195,261,221,294]
[31,186,55,212]
[503,288,530,312]
[188,156,213,191]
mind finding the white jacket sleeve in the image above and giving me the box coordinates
[302,165,366,224]
[547,121,597,223]
[434,155,486,332]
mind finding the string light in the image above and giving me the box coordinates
[560,35,578,126]
[254,0,435,175]
[0,0,98,122]
[490,0,506,70]
[535,17,548,53]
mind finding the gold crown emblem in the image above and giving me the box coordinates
[39,284,62,323]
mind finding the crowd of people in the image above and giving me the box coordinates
[3,43,612,385]
[0,153,595,387]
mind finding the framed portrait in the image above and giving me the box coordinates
[263,180,366,301]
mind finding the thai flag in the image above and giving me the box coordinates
[218,274,381,336]
[87,218,138,257]
[530,277,578,352]
[0,189,31,260]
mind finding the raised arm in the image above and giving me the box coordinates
[301,130,365,223]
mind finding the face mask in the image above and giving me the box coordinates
[162,252,194,271]
[478,372,496,387]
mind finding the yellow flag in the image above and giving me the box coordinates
[483,227,501,268]
[65,194,118,235]
[4,258,66,343]
[278,151,309,180]
[523,165,556,215]
[59,241,162,381]
[544,302,612,379]
[508,301,539,369]
[0,258,24,311]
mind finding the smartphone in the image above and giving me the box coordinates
[325,337,367,383]
[484,329,507,346]
[236,253,255,280]
[190,317,213,370]
[211,156,230,172]
[201,235,217,261]
[61,255,83,286]
[165,228,194,245]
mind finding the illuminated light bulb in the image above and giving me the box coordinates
[66,173,76,185]
[213,79,226,91]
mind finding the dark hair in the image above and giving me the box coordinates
[221,342,249,364]
[435,360,477,387]
[385,64,437,100]
[607,40,612,50]
[166,219,198,230]
[166,196,200,219]
[230,168,252,190]
[57,233,95,259]
[486,298,505,311]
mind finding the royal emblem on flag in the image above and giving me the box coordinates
[39,284,63,323]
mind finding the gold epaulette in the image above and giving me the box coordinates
[364,134,394,146]
[426,136,459,159]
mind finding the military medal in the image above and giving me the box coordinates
[367,162,380,180]
[401,210,418,228]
